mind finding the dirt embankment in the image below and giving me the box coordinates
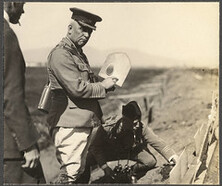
[137,68,218,184]
[38,68,218,184]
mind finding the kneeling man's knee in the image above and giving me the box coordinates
[144,157,157,169]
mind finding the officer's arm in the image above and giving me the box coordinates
[49,49,106,98]
[4,31,40,152]
[143,125,176,162]
[88,126,108,167]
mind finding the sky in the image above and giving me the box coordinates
[9,2,219,68]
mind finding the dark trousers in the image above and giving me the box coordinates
[4,160,46,184]
[77,147,157,183]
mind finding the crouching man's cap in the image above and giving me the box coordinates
[122,101,142,121]
[70,7,102,30]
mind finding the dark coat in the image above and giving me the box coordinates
[89,117,176,167]
[3,19,40,159]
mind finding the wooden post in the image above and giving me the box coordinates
[180,148,189,179]
[169,148,189,184]
[194,128,201,157]
[169,159,181,184]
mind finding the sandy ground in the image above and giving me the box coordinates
[38,68,219,184]
[137,68,219,184]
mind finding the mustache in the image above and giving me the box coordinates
[80,38,88,42]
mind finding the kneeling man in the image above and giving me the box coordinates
[79,101,178,183]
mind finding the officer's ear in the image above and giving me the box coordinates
[68,25,72,30]
[67,25,72,34]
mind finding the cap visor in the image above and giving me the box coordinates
[78,20,96,30]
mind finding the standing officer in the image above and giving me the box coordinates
[46,7,117,184]
[3,2,45,183]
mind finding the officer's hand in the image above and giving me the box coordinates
[22,144,40,169]
[169,154,179,165]
[102,164,114,179]
[101,77,118,90]
[106,86,116,92]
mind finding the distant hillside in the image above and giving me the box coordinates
[84,47,184,68]
[24,46,184,68]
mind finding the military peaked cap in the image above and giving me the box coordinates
[70,7,102,30]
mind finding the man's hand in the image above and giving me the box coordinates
[106,86,116,92]
[169,154,179,165]
[101,77,118,90]
[22,144,40,169]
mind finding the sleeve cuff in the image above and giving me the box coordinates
[91,82,106,98]
[161,145,176,161]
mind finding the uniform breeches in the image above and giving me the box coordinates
[131,148,157,176]
[52,127,92,183]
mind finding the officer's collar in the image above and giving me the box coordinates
[64,37,83,54]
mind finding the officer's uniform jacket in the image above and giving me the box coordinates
[89,117,176,167]
[4,18,40,159]
[47,37,106,129]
